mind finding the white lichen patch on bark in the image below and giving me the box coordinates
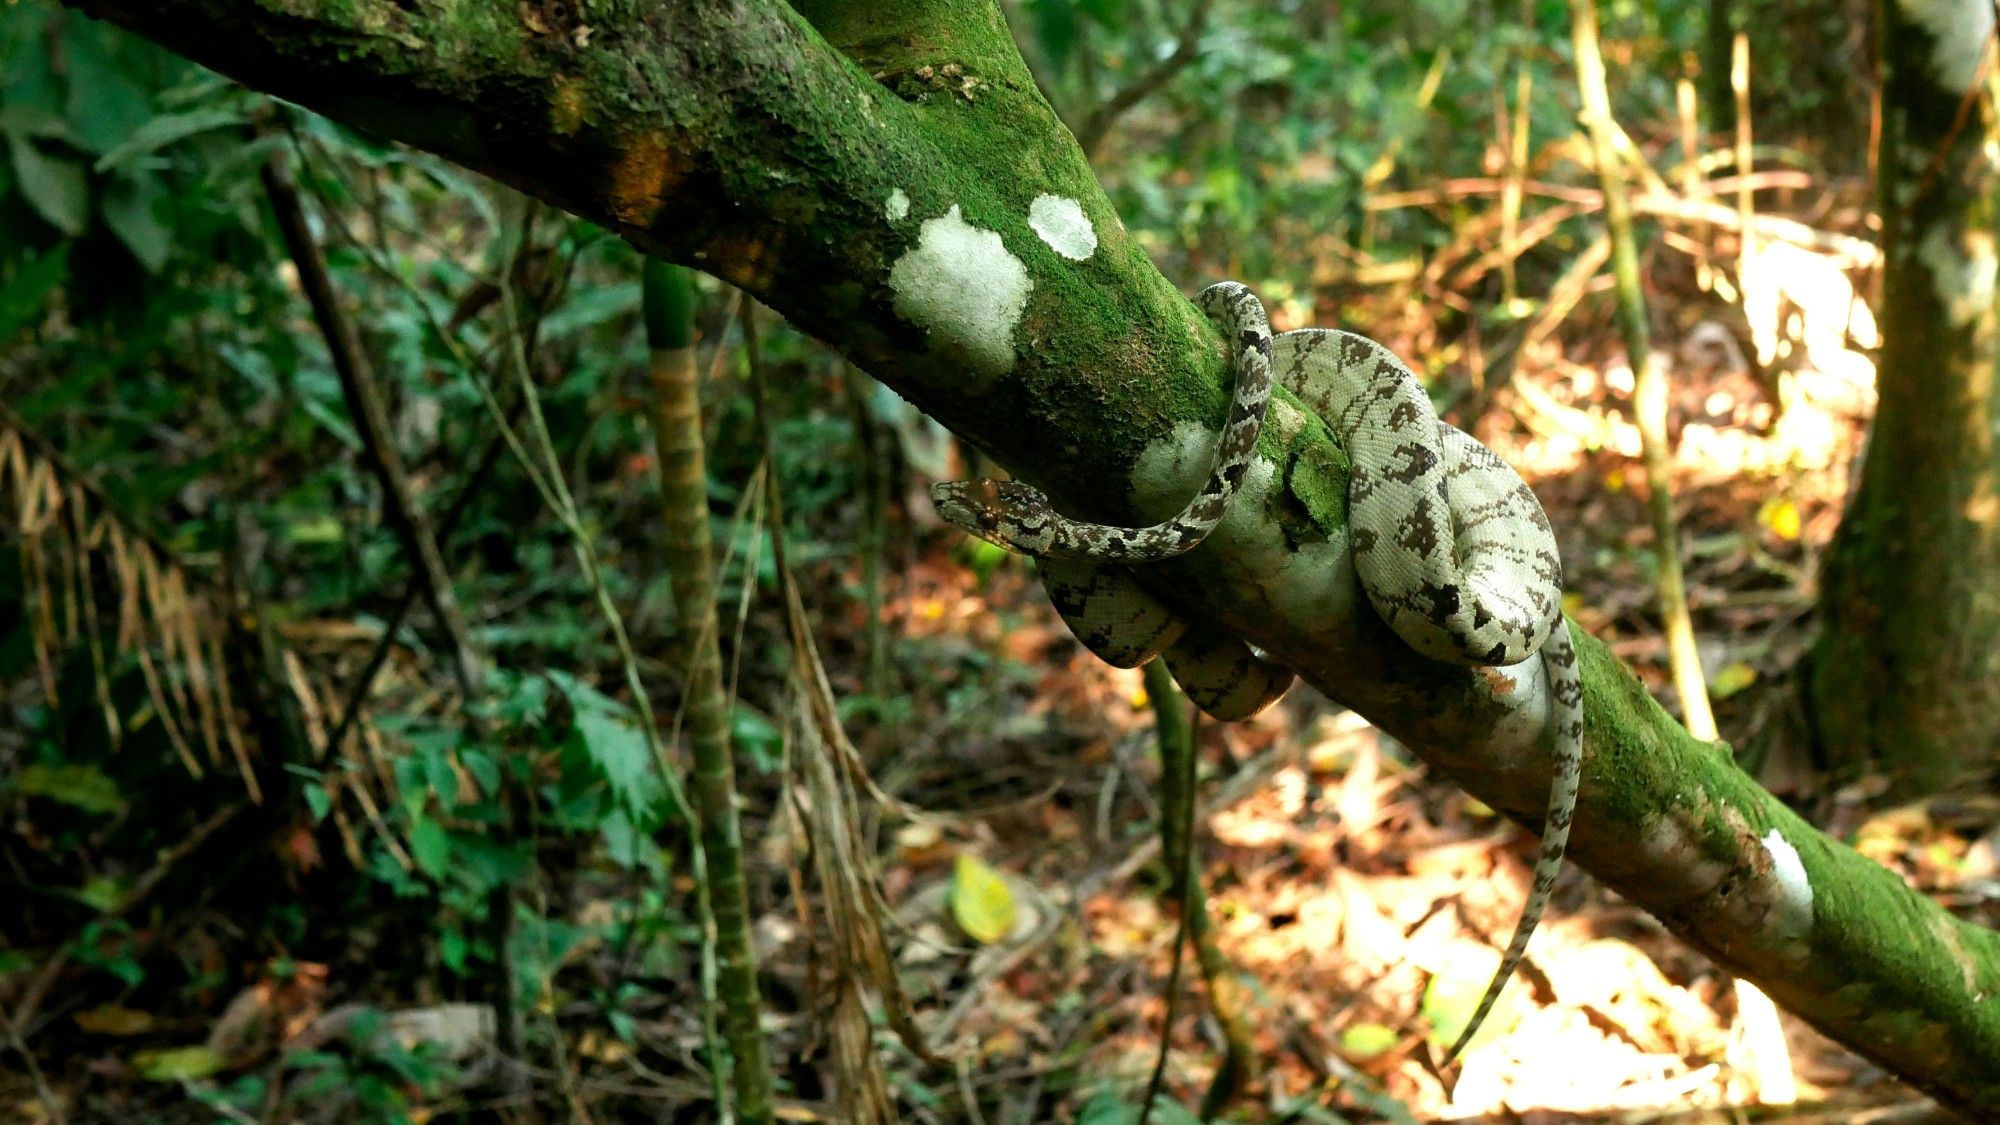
[1762,828,1815,936]
[888,204,1030,383]
[885,189,910,222]
[1028,194,1097,261]
[1898,0,1995,92]
[1917,225,1998,326]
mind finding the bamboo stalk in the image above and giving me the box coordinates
[644,260,772,1123]
[1571,0,1716,739]
[1501,65,1533,308]
[1733,32,1755,278]
[1678,79,1713,290]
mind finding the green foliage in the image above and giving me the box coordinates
[1075,1089,1203,1125]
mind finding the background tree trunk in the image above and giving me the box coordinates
[1809,2,2000,795]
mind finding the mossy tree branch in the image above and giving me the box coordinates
[56,0,2000,1111]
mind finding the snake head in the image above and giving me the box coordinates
[930,478,1053,552]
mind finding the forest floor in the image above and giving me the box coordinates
[8,216,1994,1124]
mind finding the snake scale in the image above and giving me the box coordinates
[933,282,1584,1064]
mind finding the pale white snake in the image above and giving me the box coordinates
[932,281,1584,1064]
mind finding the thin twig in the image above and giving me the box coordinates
[1136,699,1198,1125]
[261,154,485,699]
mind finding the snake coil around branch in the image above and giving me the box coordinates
[933,281,1584,1064]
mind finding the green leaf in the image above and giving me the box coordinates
[1076,1092,1202,1125]
[449,833,528,891]
[1421,957,1522,1055]
[439,926,469,974]
[0,242,68,342]
[92,107,243,174]
[16,763,122,815]
[572,705,652,813]
[1339,1021,1401,1060]
[950,853,1017,943]
[554,674,658,815]
[135,1045,224,1082]
[729,703,783,772]
[281,513,345,545]
[303,783,331,824]
[409,816,450,878]
[422,747,458,812]
[459,747,501,799]
[7,133,88,236]
[1711,661,1758,700]
[76,875,126,913]
[61,28,156,157]
[100,172,172,272]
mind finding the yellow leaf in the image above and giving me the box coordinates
[1711,661,1758,699]
[1561,591,1586,618]
[135,1045,223,1082]
[950,854,1017,944]
[75,1005,153,1036]
[1339,1022,1400,1060]
[1760,498,1802,541]
[1422,958,1522,1054]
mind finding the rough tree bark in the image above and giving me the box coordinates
[51,0,2000,1112]
[1809,2,2000,797]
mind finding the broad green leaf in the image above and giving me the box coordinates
[572,705,652,813]
[61,27,155,156]
[17,762,121,814]
[92,107,244,173]
[0,19,64,133]
[135,1045,224,1082]
[409,816,450,878]
[100,172,172,272]
[555,673,657,814]
[950,853,1017,944]
[7,133,88,236]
